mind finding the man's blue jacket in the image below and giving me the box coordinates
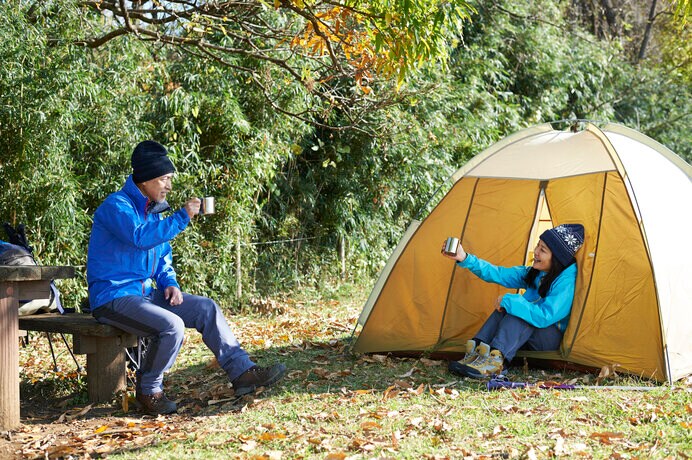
[87,175,190,310]
[457,254,578,331]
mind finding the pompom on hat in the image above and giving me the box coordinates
[540,224,585,267]
[131,140,176,183]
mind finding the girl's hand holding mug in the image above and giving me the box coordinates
[441,237,467,262]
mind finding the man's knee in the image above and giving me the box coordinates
[196,296,221,318]
[182,295,223,328]
[166,316,186,340]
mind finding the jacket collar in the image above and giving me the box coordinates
[122,175,171,215]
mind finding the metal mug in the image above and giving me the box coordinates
[199,196,215,215]
[443,237,459,256]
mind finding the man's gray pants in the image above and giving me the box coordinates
[92,289,255,395]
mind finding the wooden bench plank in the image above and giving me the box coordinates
[16,280,51,299]
[0,266,75,282]
[18,313,128,337]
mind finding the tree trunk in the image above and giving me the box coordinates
[338,235,346,281]
[637,0,658,62]
[600,0,618,37]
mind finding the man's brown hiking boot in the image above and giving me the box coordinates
[232,363,287,396]
[136,391,177,415]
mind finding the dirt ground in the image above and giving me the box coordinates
[1,385,257,459]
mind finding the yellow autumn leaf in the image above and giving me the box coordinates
[94,425,109,434]
[414,383,425,395]
[325,453,347,460]
[383,385,398,399]
[360,421,381,431]
[258,432,286,441]
[589,431,625,444]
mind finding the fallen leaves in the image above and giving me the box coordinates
[12,295,691,459]
[18,417,187,458]
[309,367,352,380]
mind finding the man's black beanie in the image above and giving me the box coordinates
[131,140,176,183]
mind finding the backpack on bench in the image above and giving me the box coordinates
[1,222,64,315]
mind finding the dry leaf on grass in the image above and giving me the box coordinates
[324,453,347,460]
[589,431,625,444]
[419,358,443,367]
[596,364,621,384]
[55,403,94,423]
[397,367,418,378]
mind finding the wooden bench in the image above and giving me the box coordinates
[19,313,138,404]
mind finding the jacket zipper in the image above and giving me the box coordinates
[139,200,157,296]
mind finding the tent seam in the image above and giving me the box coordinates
[435,178,480,350]
[561,172,607,358]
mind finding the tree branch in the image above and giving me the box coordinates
[74,0,463,130]
[74,28,129,48]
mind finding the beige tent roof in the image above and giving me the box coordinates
[354,122,691,382]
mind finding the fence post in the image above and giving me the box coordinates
[339,235,346,281]
[236,230,242,299]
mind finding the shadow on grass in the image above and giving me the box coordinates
[20,330,633,421]
[165,333,506,413]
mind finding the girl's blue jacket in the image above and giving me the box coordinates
[457,254,577,331]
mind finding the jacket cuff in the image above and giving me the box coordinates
[174,208,191,227]
[456,253,476,269]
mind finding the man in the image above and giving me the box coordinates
[87,140,286,415]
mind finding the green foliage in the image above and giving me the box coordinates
[0,0,689,310]
[357,0,477,83]
[676,0,692,24]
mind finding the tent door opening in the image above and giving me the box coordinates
[525,183,553,266]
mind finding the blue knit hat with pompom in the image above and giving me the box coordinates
[540,224,585,266]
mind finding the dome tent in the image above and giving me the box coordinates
[352,122,691,383]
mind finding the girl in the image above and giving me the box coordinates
[442,224,584,378]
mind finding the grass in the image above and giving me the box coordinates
[13,282,692,459]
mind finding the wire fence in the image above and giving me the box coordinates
[242,235,321,246]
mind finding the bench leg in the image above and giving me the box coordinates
[0,282,20,430]
[85,337,128,403]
